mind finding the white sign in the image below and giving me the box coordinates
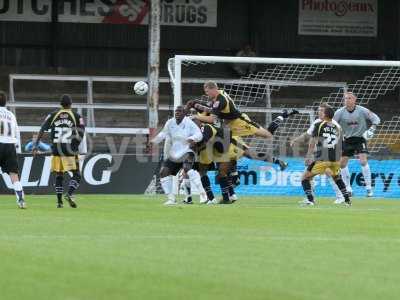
[0,0,217,27]
[298,0,377,37]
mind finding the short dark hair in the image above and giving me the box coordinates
[0,91,7,107]
[60,94,72,108]
[324,106,335,119]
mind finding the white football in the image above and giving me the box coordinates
[134,81,148,95]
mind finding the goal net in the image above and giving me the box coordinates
[156,56,400,198]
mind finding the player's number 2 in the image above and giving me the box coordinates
[322,132,337,148]
[54,127,72,143]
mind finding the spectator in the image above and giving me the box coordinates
[25,134,51,153]
[232,44,257,77]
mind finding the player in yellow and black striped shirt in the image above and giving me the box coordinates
[34,95,85,208]
[301,105,351,206]
[187,81,299,138]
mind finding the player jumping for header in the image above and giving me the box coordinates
[186,81,297,170]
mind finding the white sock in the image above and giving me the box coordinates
[160,176,174,201]
[187,169,206,194]
[328,177,343,199]
[13,181,25,202]
[341,167,352,192]
[361,163,372,190]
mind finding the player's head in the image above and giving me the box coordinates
[344,92,357,110]
[174,105,185,123]
[60,94,72,109]
[204,81,219,99]
[318,102,330,119]
[323,105,335,120]
[0,91,7,107]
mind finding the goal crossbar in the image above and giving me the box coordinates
[170,55,400,108]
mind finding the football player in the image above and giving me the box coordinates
[34,95,85,208]
[334,92,380,197]
[188,81,298,138]
[151,106,206,205]
[301,105,351,206]
[0,92,26,209]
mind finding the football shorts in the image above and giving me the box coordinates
[51,155,79,172]
[226,113,260,137]
[0,143,19,174]
[307,161,341,176]
[342,137,368,157]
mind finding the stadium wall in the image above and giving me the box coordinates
[0,0,399,70]
[0,0,249,70]
[252,0,399,59]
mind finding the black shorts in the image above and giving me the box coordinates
[0,143,19,174]
[162,152,195,176]
[342,137,368,157]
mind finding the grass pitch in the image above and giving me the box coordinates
[1,195,400,300]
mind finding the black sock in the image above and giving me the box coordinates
[272,157,284,165]
[227,177,235,196]
[68,172,81,196]
[55,175,63,203]
[230,171,240,187]
[301,179,314,202]
[201,175,215,200]
[254,152,272,162]
[184,182,192,202]
[335,178,350,203]
[219,176,230,203]
[68,180,79,196]
[267,116,284,135]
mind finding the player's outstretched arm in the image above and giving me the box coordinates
[187,118,203,144]
[33,113,52,154]
[151,120,170,144]
[185,100,211,114]
[290,132,309,147]
[193,113,215,124]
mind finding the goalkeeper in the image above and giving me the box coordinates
[187,81,299,138]
[333,92,380,197]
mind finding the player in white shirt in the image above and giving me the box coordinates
[0,92,26,209]
[290,103,345,204]
[151,106,205,205]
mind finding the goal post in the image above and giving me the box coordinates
[162,55,400,198]
[168,55,400,154]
